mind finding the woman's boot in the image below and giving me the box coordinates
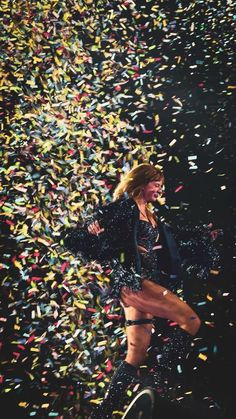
[158,325,193,370]
[89,360,138,419]
[143,324,192,397]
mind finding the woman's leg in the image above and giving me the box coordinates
[120,282,200,400]
[120,279,201,336]
[89,307,154,418]
[121,280,201,398]
[122,305,154,367]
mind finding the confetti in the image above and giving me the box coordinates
[0,0,233,417]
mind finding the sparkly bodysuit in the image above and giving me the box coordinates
[137,220,161,283]
[110,219,161,298]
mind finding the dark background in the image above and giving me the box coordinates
[1,0,235,418]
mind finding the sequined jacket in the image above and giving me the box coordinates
[63,196,181,277]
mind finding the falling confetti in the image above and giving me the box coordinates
[0,0,235,418]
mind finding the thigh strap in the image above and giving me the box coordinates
[126,319,154,327]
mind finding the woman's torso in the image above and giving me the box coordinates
[137,219,161,280]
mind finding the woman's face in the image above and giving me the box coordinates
[142,179,164,203]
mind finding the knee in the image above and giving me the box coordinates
[192,315,201,336]
[185,312,201,336]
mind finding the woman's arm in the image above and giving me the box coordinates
[63,197,134,260]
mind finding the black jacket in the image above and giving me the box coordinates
[63,196,181,278]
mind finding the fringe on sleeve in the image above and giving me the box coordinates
[174,224,222,280]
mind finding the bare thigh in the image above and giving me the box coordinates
[120,279,200,336]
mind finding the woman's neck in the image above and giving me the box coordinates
[133,197,157,226]
[134,196,147,208]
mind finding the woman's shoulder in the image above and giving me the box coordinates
[99,196,138,211]
[116,197,139,216]
[93,196,138,225]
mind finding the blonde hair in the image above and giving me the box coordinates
[113,163,164,201]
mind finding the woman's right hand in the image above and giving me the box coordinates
[87,220,104,235]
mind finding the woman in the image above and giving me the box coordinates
[64,163,201,418]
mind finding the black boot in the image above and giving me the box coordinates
[157,321,215,369]
[89,360,138,419]
[158,325,193,371]
[143,325,192,397]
